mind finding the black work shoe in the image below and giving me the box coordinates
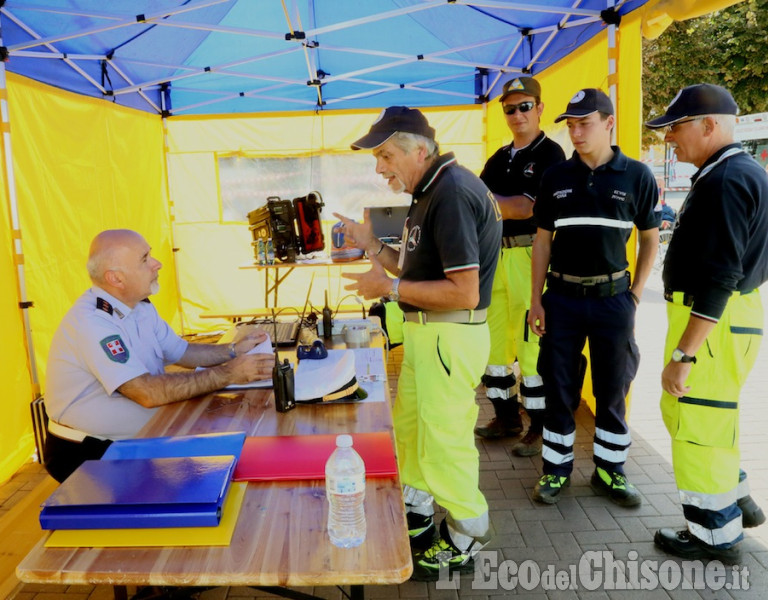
[738,495,766,528]
[654,528,742,564]
[590,467,642,507]
[533,474,570,504]
[474,417,523,439]
[407,512,436,550]
[512,429,542,456]
[410,520,491,582]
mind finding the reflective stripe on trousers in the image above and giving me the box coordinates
[661,291,763,548]
[486,245,544,409]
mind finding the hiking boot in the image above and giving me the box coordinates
[590,467,642,507]
[654,528,741,564]
[407,512,436,550]
[474,417,523,438]
[512,429,542,456]
[533,474,570,504]
[411,520,491,582]
[738,495,766,528]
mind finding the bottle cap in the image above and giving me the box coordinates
[336,434,353,448]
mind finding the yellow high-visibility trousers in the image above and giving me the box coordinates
[661,291,763,548]
[394,320,490,537]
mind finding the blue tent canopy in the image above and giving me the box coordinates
[2,0,648,115]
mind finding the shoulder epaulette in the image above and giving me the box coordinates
[96,297,113,315]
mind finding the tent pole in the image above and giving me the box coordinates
[607,0,618,146]
[0,59,40,394]
[160,85,186,335]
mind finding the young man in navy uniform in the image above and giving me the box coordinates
[475,76,565,457]
[646,84,768,563]
[44,229,274,482]
[528,89,659,505]
[334,106,501,580]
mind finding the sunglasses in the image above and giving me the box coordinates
[502,101,537,115]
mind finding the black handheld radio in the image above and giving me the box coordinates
[271,311,296,412]
[322,290,333,340]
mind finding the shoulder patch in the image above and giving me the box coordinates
[100,334,130,363]
[96,297,113,315]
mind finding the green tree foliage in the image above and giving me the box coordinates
[642,0,768,148]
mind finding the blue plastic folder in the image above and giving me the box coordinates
[39,456,236,530]
[101,431,247,461]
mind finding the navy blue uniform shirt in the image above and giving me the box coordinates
[536,146,659,276]
[663,143,768,320]
[480,132,565,237]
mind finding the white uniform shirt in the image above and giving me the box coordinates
[45,287,188,439]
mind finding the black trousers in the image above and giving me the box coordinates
[43,432,112,483]
[537,287,639,476]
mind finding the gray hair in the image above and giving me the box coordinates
[711,113,736,136]
[389,131,439,160]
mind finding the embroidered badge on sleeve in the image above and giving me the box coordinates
[100,334,130,363]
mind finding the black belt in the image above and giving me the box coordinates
[502,234,536,248]
[547,271,630,298]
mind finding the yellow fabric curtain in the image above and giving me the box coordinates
[0,74,174,482]
[0,74,37,482]
[641,0,745,39]
[165,107,487,333]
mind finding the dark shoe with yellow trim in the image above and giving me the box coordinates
[410,520,491,582]
[590,467,642,507]
[738,495,766,528]
[533,474,570,504]
[654,528,741,564]
[407,512,436,550]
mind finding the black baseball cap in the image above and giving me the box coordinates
[555,88,614,123]
[645,84,739,128]
[499,76,541,103]
[351,106,436,150]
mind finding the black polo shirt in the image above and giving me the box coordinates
[399,153,502,312]
[480,132,565,237]
[535,146,659,276]
[663,143,768,320]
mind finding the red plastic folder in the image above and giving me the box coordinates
[39,456,236,530]
[233,432,398,481]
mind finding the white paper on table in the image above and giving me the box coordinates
[196,335,276,389]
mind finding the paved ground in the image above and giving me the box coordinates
[4,267,768,599]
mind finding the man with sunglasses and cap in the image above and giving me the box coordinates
[646,84,768,563]
[334,106,501,581]
[528,89,660,506]
[474,76,565,457]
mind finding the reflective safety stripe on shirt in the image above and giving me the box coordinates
[554,217,635,229]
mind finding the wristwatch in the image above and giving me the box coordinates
[671,348,696,364]
[388,278,401,302]
[228,342,237,359]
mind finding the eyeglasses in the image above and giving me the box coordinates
[502,101,536,115]
[664,116,704,134]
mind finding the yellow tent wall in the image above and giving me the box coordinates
[0,74,176,482]
[1,11,651,482]
[165,107,487,333]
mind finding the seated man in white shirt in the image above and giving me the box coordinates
[44,229,274,482]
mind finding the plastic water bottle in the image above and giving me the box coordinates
[266,238,275,265]
[325,434,366,548]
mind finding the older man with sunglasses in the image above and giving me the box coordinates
[474,77,565,457]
